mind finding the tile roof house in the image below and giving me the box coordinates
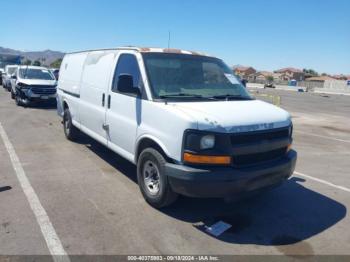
[331,74,348,80]
[252,71,282,82]
[275,67,304,81]
[306,76,335,82]
[233,66,256,79]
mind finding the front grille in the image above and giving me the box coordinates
[31,86,56,95]
[234,147,287,166]
[231,128,289,145]
[231,127,291,167]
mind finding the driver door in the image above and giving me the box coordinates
[105,52,143,162]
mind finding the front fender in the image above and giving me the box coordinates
[134,134,172,163]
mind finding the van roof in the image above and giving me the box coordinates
[67,47,213,58]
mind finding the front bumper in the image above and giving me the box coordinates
[165,150,297,198]
[18,88,56,102]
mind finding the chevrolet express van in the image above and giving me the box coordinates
[57,47,297,208]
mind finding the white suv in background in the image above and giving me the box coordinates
[57,47,297,208]
[2,65,18,91]
[11,66,57,106]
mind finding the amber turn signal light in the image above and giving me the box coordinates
[183,152,231,165]
[286,144,292,153]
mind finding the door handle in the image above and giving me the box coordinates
[107,95,111,109]
[102,93,105,107]
[102,123,109,131]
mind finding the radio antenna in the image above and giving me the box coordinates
[168,31,171,49]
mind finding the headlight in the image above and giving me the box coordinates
[183,130,231,165]
[184,131,216,152]
[200,135,215,150]
[17,82,29,89]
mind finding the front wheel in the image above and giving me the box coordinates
[11,90,15,99]
[63,108,79,141]
[137,148,178,208]
[15,93,23,106]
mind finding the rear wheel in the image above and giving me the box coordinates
[137,148,178,208]
[63,108,79,141]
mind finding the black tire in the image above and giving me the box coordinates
[15,93,22,106]
[11,90,15,99]
[137,148,178,208]
[63,108,79,141]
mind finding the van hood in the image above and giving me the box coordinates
[170,100,291,133]
[18,79,57,86]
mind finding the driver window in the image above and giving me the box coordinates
[112,54,142,93]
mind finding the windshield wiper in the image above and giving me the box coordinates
[159,93,216,100]
[211,94,252,101]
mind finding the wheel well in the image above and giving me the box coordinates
[136,138,173,163]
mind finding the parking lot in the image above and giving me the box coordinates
[0,85,350,257]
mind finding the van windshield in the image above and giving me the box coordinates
[19,68,55,80]
[142,53,252,101]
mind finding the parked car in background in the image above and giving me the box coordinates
[57,47,296,208]
[11,66,57,106]
[0,68,4,85]
[50,68,60,80]
[264,81,275,88]
[2,65,18,91]
[0,53,21,84]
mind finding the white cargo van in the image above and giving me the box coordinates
[57,47,297,208]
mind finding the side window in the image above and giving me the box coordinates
[112,54,142,93]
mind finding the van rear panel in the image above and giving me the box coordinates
[58,52,88,96]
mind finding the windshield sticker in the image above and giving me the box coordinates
[224,74,241,85]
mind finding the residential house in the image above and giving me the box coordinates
[332,74,348,80]
[252,71,282,83]
[306,76,335,82]
[275,67,305,81]
[233,66,256,80]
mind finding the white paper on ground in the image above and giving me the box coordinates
[205,221,232,237]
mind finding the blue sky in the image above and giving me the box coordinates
[1,0,349,74]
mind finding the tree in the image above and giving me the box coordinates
[33,60,41,66]
[303,68,319,78]
[22,59,32,65]
[265,75,274,82]
[50,58,63,69]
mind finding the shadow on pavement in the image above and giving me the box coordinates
[77,132,347,246]
[26,101,57,110]
[163,177,347,246]
[0,186,12,193]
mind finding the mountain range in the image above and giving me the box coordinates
[0,47,65,66]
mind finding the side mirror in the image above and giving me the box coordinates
[117,74,140,95]
[11,74,17,80]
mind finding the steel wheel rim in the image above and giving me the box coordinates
[143,160,160,195]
